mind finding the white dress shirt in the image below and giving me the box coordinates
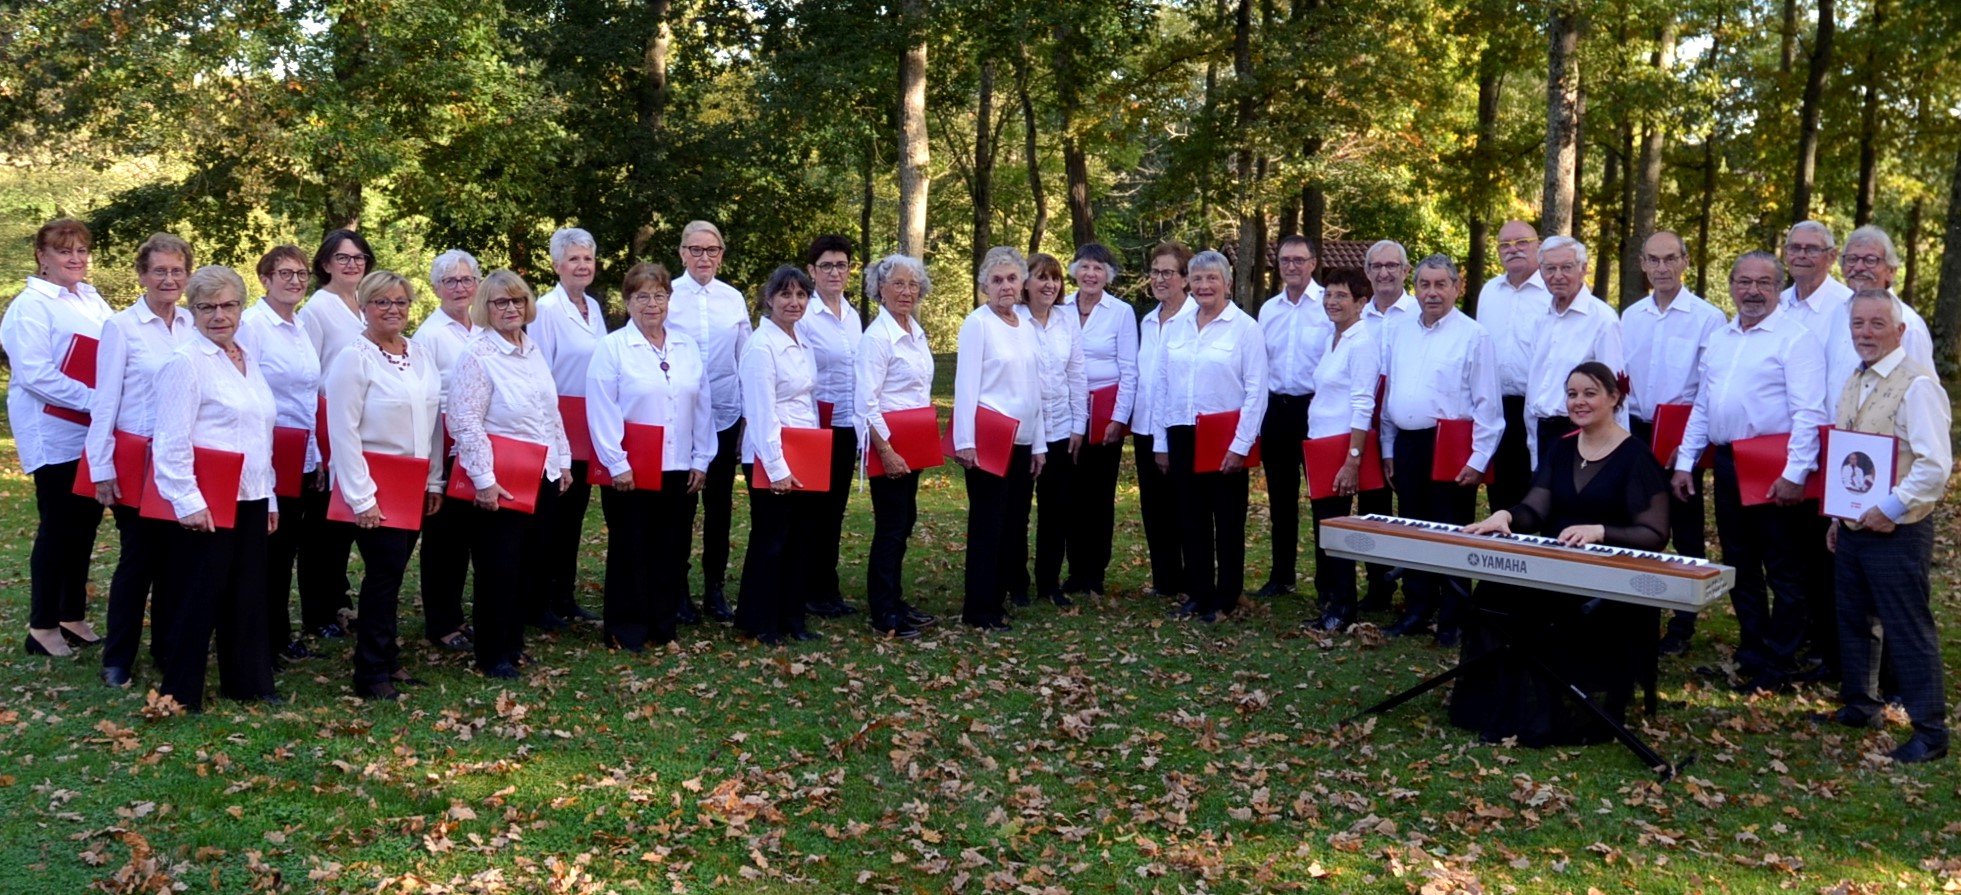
[1063,291,1140,428]
[668,275,753,432]
[532,284,607,397]
[1847,347,1953,522]
[448,330,572,490]
[740,319,820,481]
[1359,292,1418,369]
[1258,284,1330,396]
[238,299,323,473]
[1307,324,1380,440]
[411,310,475,404]
[1135,299,1197,438]
[1622,289,1725,423]
[1020,304,1088,440]
[1821,292,1935,400]
[87,299,194,482]
[585,324,717,475]
[299,288,363,369]
[1778,276,1853,344]
[1379,309,1503,471]
[796,294,863,429]
[953,305,1047,453]
[1525,288,1624,421]
[1,277,114,472]
[1151,301,1269,455]
[324,338,445,514]
[1473,271,1552,397]
[152,334,278,517]
[1674,305,1828,483]
[855,309,934,443]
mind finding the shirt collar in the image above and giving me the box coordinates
[872,308,923,342]
[1417,308,1459,331]
[1729,303,1789,335]
[24,276,90,302]
[1639,289,1701,315]
[1864,346,1908,378]
[485,330,533,356]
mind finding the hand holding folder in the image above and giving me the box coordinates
[1430,418,1492,484]
[71,430,151,507]
[445,434,549,512]
[941,406,1020,477]
[1303,433,1385,499]
[866,406,943,477]
[327,451,433,531]
[753,427,833,491]
[59,334,99,388]
[1194,410,1261,472]
[587,423,665,489]
[1732,426,1830,506]
[139,446,246,529]
[1087,385,1119,443]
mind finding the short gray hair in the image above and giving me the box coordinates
[184,265,245,308]
[1849,287,1908,325]
[429,249,481,287]
[1365,240,1408,268]
[865,253,931,303]
[1188,250,1232,281]
[680,220,723,248]
[1786,220,1836,250]
[976,246,1029,287]
[548,228,596,266]
[1729,250,1785,282]
[1413,253,1461,282]
[1844,225,1901,269]
[1539,235,1589,267]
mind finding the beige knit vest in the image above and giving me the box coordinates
[1834,356,1937,526]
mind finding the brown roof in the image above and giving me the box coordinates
[1317,239,1371,272]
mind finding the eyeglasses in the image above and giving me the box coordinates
[1730,277,1779,292]
[489,296,528,310]
[1784,243,1830,257]
[366,298,411,310]
[272,269,310,284]
[1841,253,1885,268]
[813,261,851,273]
[332,253,369,267]
[627,290,671,305]
[1147,268,1182,280]
[1366,262,1404,273]
[883,280,921,293]
[682,245,725,258]
[146,267,188,280]
[192,300,243,314]
[438,276,479,290]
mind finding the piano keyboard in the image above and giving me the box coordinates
[1318,515,1735,611]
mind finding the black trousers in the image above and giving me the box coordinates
[811,426,859,603]
[28,459,103,628]
[1260,392,1312,586]
[1032,437,1077,595]
[1132,432,1185,596]
[263,492,307,649]
[350,525,419,688]
[1066,436,1123,592]
[1164,425,1251,615]
[541,459,594,614]
[1390,427,1478,626]
[468,477,560,670]
[736,485,818,639]
[866,471,922,628]
[1630,418,1707,639]
[296,484,354,633]
[160,499,274,712]
[599,473,697,649]
[962,444,1035,625]
[1836,520,1946,744]
[1709,447,1810,672]
[699,423,743,592]
[1487,394,1533,513]
[103,504,173,671]
[1797,511,1838,669]
[417,494,472,641]
[1309,493,1362,616]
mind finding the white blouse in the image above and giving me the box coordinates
[1134,299,1197,439]
[87,300,194,482]
[796,295,863,429]
[1150,301,1268,455]
[532,284,607,397]
[152,334,278,517]
[239,299,323,472]
[953,305,1046,452]
[324,338,445,514]
[740,319,820,482]
[1306,324,1380,440]
[1,277,114,472]
[1065,291,1140,427]
[299,288,364,370]
[411,310,475,404]
[668,275,753,431]
[584,324,717,475]
[855,309,934,443]
[1019,304,1088,441]
[448,330,573,490]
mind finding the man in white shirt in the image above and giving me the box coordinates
[797,234,863,620]
[1355,240,1419,611]
[1623,231,1725,656]
[1778,220,1851,343]
[668,221,754,621]
[1671,252,1829,693]
[1823,290,1952,763]
[1472,220,1551,511]
[1829,225,1936,396]
[1253,235,1328,598]
[1523,236,1623,462]
[1378,255,1502,647]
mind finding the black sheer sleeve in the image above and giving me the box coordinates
[1505,438,1562,534]
[1601,441,1670,550]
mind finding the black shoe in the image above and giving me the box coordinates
[792,630,823,642]
[316,623,349,639]
[1168,601,1198,620]
[1735,669,1792,694]
[1889,736,1949,764]
[1811,707,1881,729]
[1060,576,1081,594]
[102,665,132,688]
[529,611,568,632]
[703,587,734,622]
[806,600,852,618]
[1656,631,1692,657]
[903,608,938,628]
[1383,614,1429,637]
[558,603,600,622]
[281,639,316,660]
[1434,627,1461,649]
[60,625,103,647]
[258,694,287,706]
[676,599,702,626]
[1358,585,1394,613]
[1252,581,1295,598]
[756,632,785,646]
[356,682,402,701]
[482,662,520,679]
[835,600,860,616]
[876,624,922,640]
[24,634,59,657]
[1047,590,1074,608]
[1197,610,1220,624]
[1010,592,1032,607]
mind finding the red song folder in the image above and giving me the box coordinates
[1302,432,1385,499]
[58,333,98,388]
[941,405,1021,477]
[1732,426,1830,506]
[139,446,246,528]
[558,395,594,464]
[817,400,836,429]
[587,423,665,489]
[752,426,834,492]
[1649,403,1691,466]
[272,426,309,498]
[444,434,549,513]
[71,430,151,507]
[314,394,331,465]
[43,404,90,426]
[327,451,432,531]
[1430,418,1493,484]
[1087,384,1118,441]
[1194,410,1261,472]
[865,406,944,477]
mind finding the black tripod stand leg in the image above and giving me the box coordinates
[1527,655,1685,782]
[1342,651,1498,726]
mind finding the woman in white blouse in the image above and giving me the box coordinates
[1060,243,1135,600]
[294,228,374,643]
[737,266,822,645]
[239,244,325,665]
[1019,253,1086,609]
[531,227,606,628]
[448,270,573,679]
[153,266,281,712]
[88,233,195,687]
[411,249,481,652]
[4,218,113,659]
[954,246,1047,631]
[797,234,863,620]
[856,254,938,639]
[1303,268,1381,632]
[324,271,445,701]
[585,263,714,651]
[1150,250,1267,624]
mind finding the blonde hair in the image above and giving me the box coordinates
[356,270,414,307]
[469,270,537,328]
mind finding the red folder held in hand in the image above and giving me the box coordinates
[817,401,836,429]
[587,423,665,489]
[315,394,331,465]
[272,426,309,498]
[1303,433,1385,499]
[941,406,1021,477]
[139,446,246,528]
[1194,410,1261,472]
[1649,403,1691,466]
[753,426,833,491]
[71,430,151,507]
[327,452,432,531]
[558,395,595,464]
[59,333,99,388]
[1733,426,1830,506]
[866,406,943,477]
[445,434,549,513]
[43,404,90,426]
[1087,385,1118,441]
[1430,418,1493,484]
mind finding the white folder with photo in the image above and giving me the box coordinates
[1822,428,1898,521]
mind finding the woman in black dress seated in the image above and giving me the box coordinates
[1454,361,1669,746]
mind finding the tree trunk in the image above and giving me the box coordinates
[1016,49,1047,257]
[1932,143,1961,377]
[1625,18,1674,304]
[323,9,368,231]
[1467,58,1503,296]
[971,59,997,306]
[1791,0,1833,223]
[1232,0,1259,309]
[1594,133,1621,301]
[1542,0,1581,235]
[1064,137,1094,248]
[1302,180,1324,250]
[638,0,673,140]
[897,0,930,260]
[1904,197,1922,304]
[1780,0,1798,73]
[1695,134,1718,296]
[859,137,875,320]
[1611,126,1632,306]
[1854,0,1885,226]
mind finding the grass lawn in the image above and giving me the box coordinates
[2,357,1959,894]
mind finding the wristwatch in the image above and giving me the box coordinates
[1347,447,1362,458]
